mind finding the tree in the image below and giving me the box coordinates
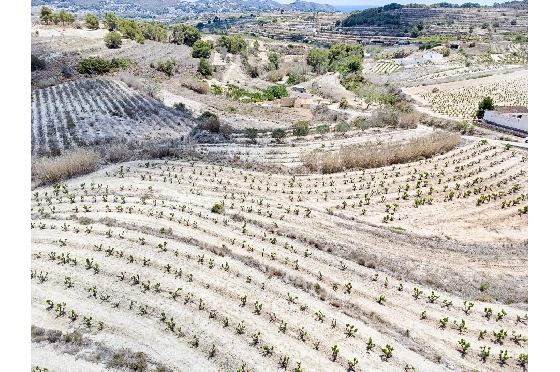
[84,14,99,30]
[104,31,122,49]
[476,96,495,119]
[103,12,118,31]
[171,24,200,46]
[245,128,258,143]
[344,55,363,73]
[268,52,280,70]
[198,58,213,78]
[139,20,168,42]
[306,48,329,72]
[39,6,53,24]
[58,10,76,27]
[192,39,213,58]
[217,35,247,54]
[271,129,286,142]
[118,18,141,40]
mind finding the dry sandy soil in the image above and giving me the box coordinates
[31,139,528,372]
[31,22,528,372]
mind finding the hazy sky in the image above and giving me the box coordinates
[275,0,498,5]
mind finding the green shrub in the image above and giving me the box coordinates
[198,58,213,78]
[104,31,122,49]
[31,55,46,71]
[171,24,200,46]
[78,57,132,74]
[210,84,223,95]
[211,204,224,213]
[287,73,307,85]
[272,128,286,142]
[335,121,351,134]
[84,13,99,29]
[156,58,176,76]
[245,128,258,143]
[316,124,330,135]
[192,39,213,58]
[268,52,280,69]
[139,20,168,42]
[476,96,495,119]
[263,85,289,100]
[293,124,309,138]
[217,35,247,54]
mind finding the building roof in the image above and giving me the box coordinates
[494,106,528,114]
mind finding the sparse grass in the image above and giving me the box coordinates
[32,148,100,186]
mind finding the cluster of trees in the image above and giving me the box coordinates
[39,6,76,26]
[340,2,508,27]
[306,43,364,75]
[77,57,133,75]
[101,12,169,44]
[341,4,403,27]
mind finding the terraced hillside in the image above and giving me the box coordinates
[31,78,195,157]
[31,139,528,372]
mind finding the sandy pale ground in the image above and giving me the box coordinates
[31,139,527,371]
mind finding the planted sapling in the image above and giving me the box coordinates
[347,357,358,371]
[344,324,358,338]
[427,291,440,303]
[366,337,375,352]
[463,301,474,315]
[381,344,394,360]
[458,339,470,356]
[498,350,509,366]
[331,344,339,361]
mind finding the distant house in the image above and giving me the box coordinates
[395,57,424,66]
[292,86,306,93]
[483,106,528,133]
[294,98,314,109]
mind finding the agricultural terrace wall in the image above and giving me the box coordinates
[483,111,528,132]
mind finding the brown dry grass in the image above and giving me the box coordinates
[302,131,461,173]
[32,148,100,186]
[181,77,209,95]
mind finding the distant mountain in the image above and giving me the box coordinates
[31,0,337,17]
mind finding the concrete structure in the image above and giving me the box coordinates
[422,51,444,62]
[483,106,528,133]
[396,57,424,66]
[294,98,314,109]
[280,97,296,107]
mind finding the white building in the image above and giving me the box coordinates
[483,106,528,133]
